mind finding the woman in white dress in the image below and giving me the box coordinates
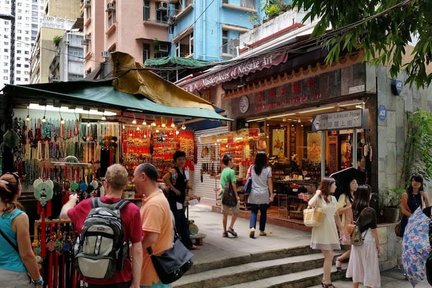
[346,184,381,288]
[308,177,343,288]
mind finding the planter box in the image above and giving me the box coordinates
[377,223,400,271]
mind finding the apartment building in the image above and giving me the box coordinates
[83,0,170,76]
[0,0,45,89]
[30,0,80,83]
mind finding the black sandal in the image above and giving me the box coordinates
[222,231,228,237]
[322,284,335,288]
[227,227,238,237]
[335,258,342,272]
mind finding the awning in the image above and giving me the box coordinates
[1,80,230,121]
[144,56,211,68]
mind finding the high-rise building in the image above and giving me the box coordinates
[0,0,45,89]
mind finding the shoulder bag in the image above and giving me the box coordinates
[222,181,238,207]
[146,217,193,284]
[243,165,253,196]
[349,208,367,246]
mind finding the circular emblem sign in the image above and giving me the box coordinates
[239,96,249,114]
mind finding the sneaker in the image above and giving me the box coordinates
[249,228,255,238]
[227,227,238,237]
[259,231,267,236]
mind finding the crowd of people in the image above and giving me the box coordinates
[1,148,431,288]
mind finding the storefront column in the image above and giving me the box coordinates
[352,128,358,168]
[321,130,326,178]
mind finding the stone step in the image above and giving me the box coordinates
[189,245,315,274]
[173,253,326,288]
[225,267,346,288]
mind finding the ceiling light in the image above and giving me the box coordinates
[175,130,179,135]
[156,129,160,133]
[26,107,30,121]
[136,126,140,131]
[87,122,91,127]
[151,121,157,127]
[298,106,336,114]
[101,116,107,121]
[41,116,46,123]
[142,120,147,126]
[181,124,186,130]
[161,123,166,128]
[171,122,176,128]
[60,117,65,124]
[132,118,137,125]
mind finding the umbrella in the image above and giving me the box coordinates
[330,167,366,199]
[402,207,431,287]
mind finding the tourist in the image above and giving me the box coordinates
[163,150,197,250]
[346,185,381,288]
[133,163,172,288]
[308,177,343,288]
[247,152,274,238]
[400,175,430,237]
[60,164,142,288]
[220,154,240,238]
[336,178,358,270]
[0,172,43,288]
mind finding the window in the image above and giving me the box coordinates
[241,0,255,9]
[156,2,168,23]
[16,77,21,81]
[25,51,29,54]
[106,1,116,28]
[154,42,170,58]
[17,50,21,54]
[3,69,8,73]
[143,0,150,20]
[175,32,193,57]
[222,30,229,54]
[3,76,8,80]
[143,43,150,61]
[17,64,21,67]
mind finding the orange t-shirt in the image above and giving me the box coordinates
[140,191,173,286]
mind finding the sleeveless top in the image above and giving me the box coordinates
[0,209,26,272]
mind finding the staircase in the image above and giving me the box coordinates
[173,246,345,288]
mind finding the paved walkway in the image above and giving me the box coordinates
[188,204,429,287]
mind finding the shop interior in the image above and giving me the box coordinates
[203,99,373,223]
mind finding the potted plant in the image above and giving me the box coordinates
[378,187,404,223]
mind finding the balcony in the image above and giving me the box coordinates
[175,3,193,21]
[222,0,257,13]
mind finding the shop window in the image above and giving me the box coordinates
[106,1,116,28]
[156,2,168,23]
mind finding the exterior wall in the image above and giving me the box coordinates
[39,27,64,83]
[61,32,84,81]
[373,64,432,194]
[44,0,80,19]
[84,0,105,74]
[171,0,262,61]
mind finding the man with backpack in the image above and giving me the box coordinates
[132,163,173,288]
[60,164,143,288]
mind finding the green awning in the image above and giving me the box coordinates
[144,56,211,68]
[2,80,230,121]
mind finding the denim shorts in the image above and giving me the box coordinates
[0,268,31,288]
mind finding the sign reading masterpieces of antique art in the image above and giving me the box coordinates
[230,63,366,118]
[312,109,363,131]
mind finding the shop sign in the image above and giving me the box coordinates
[378,105,387,121]
[181,52,288,92]
[312,109,363,131]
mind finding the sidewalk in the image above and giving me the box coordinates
[188,204,429,287]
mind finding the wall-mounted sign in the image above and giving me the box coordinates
[378,104,387,121]
[239,96,249,114]
[312,109,363,131]
[391,80,403,96]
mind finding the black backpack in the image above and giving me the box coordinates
[74,198,130,279]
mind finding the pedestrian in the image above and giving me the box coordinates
[60,164,143,288]
[346,184,381,288]
[336,178,358,270]
[247,152,274,238]
[0,172,44,288]
[133,163,173,288]
[400,175,430,237]
[220,154,240,238]
[163,150,197,250]
[308,177,343,288]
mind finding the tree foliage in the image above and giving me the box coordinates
[292,0,432,87]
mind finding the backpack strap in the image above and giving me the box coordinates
[94,197,129,210]
[91,197,99,208]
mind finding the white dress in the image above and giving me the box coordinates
[346,229,381,287]
[310,196,341,250]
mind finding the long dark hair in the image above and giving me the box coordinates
[319,177,336,203]
[352,184,371,218]
[0,172,23,213]
[407,174,424,194]
[344,178,357,203]
[254,153,268,176]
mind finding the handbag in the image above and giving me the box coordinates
[243,165,253,196]
[303,206,324,227]
[350,208,367,246]
[222,181,238,207]
[147,232,193,284]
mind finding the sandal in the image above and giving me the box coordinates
[335,258,342,272]
[223,231,228,237]
[227,227,238,237]
[322,283,335,288]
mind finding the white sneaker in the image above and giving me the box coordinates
[249,228,255,238]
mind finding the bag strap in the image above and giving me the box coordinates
[92,197,129,210]
[145,210,178,256]
[0,228,19,253]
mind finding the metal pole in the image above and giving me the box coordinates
[352,128,358,168]
[321,130,326,178]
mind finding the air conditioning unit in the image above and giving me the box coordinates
[101,51,110,58]
[158,2,168,10]
[81,39,88,45]
[84,0,91,8]
[106,2,115,12]
[158,44,169,53]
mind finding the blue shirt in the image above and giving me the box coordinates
[0,209,26,272]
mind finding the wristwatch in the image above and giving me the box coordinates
[32,276,44,286]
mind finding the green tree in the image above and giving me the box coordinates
[292,0,432,87]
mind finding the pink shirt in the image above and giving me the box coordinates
[68,196,142,285]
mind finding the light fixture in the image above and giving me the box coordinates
[59,108,65,124]
[175,130,179,135]
[28,104,116,116]
[142,120,147,126]
[41,106,47,123]
[122,124,125,129]
[26,107,30,121]
[156,129,160,133]
[87,122,91,127]
[101,116,107,121]
[136,126,140,131]
[298,106,336,114]
[170,118,176,128]
[151,121,157,127]
[297,118,301,123]
[161,122,166,128]
[181,123,186,130]
[132,115,137,125]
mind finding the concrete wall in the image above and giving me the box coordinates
[372,64,432,194]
